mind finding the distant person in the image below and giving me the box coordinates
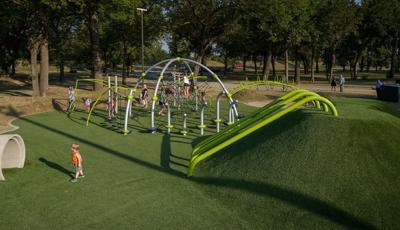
[330,77,337,91]
[339,75,345,92]
[70,143,84,183]
[84,98,92,113]
[140,84,148,108]
[67,86,75,112]
[183,75,190,97]
[375,80,384,99]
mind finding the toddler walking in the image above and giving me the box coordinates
[70,143,84,183]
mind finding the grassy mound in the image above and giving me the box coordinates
[195,98,400,229]
[0,97,398,229]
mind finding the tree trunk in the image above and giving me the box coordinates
[127,58,131,78]
[122,41,127,85]
[325,51,329,80]
[88,10,103,91]
[262,45,272,81]
[271,55,276,80]
[194,48,206,77]
[393,32,399,74]
[253,55,258,74]
[315,57,319,73]
[59,59,64,83]
[311,46,315,83]
[284,48,289,83]
[39,40,49,97]
[30,40,40,97]
[351,53,360,80]
[224,55,228,72]
[58,48,65,82]
[302,59,308,75]
[359,56,365,72]
[295,48,300,84]
[353,64,358,79]
[342,65,346,72]
[103,50,108,74]
[350,64,353,79]
[329,50,336,82]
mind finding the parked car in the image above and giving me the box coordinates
[234,63,243,69]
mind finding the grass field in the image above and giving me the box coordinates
[1,97,399,229]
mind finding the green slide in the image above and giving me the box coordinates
[187,89,338,176]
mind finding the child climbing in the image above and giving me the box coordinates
[84,98,92,113]
[70,143,84,183]
[183,75,190,97]
[108,97,116,120]
[158,87,166,116]
[140,84,148,108]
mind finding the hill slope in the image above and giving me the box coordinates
[195,98,400,229]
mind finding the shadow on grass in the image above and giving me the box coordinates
[19,115,186,179]
[160,134,172,169]
[16,108,376,229]
[192,177,376,230]
[161,134,188,169]
[52,98,68,113]
[369,103,400,119]
[38,157,73,179]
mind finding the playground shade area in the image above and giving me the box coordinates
[1,98,400,229]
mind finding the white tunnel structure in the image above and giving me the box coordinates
[0,134,25,180]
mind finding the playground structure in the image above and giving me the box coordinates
[122,57,239,135]
[187,88,338,176]
[71,76,131,128]
[69,58,240,135]
[70,59,303,137]
[0,134,26,180]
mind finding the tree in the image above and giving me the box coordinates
[317,0,361,81]
[362,0,400,78]
[104,0,163,84]
[165,0,238,76]
[48,1,83,82]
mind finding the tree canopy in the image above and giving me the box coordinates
[1,0,399,96]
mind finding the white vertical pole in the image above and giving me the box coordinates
[115,75,118,114]
[199,105,206,136]
[166,104,172,134]
[108,76,111,119]
[215,92,223,132]
[123,89,133,135]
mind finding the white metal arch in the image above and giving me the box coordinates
[122,58,237,134]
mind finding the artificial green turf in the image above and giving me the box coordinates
[0,98,399,229]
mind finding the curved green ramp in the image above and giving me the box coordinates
[187,89,338,176]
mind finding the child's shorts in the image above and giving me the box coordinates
[73,164,81,172]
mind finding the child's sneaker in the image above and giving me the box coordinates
[79,174,85,178]
[70,178,78,183]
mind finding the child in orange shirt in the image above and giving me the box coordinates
[70,143,84,183]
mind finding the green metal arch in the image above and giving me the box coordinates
[85,85,129,127]
[70,79,108,113]
[187,91,338,176]
[192,89,327,156]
